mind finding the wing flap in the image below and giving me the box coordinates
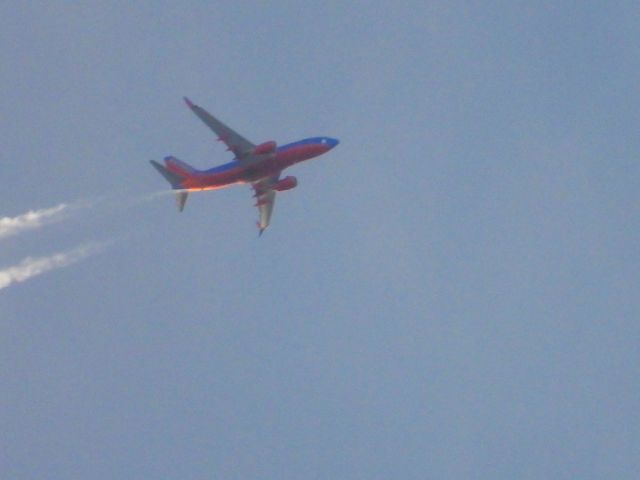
[256,190,276,236]
[252,174,280,235]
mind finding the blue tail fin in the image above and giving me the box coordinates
[164,156,197,176]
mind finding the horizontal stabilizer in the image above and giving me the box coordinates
[150,160,189,212]
[175,191,188,212]
[150,160,183,188]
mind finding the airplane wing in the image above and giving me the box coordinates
[252,175,279,236]
[183,97,255,160]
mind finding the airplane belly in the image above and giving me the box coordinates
[189,169,243,189]
[240,157,285,182]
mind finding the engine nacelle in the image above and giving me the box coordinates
[273,176,298,192]
[253,141,277,155]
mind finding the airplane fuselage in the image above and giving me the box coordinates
[174,137,338,191]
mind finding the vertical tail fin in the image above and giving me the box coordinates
[164,156,197,176]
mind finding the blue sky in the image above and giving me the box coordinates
[2,2,639,479]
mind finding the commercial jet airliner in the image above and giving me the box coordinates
[151,98,339,235]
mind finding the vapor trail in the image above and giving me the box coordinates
[101,189,179,209]
[0,242,108,290]
[0,204,70,240]
[1,191,178,240]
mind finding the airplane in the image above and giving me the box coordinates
[151,97,339,235]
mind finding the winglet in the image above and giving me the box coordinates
[183,96,194,109]
[257,221,266,237]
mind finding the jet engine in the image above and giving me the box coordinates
[273,176,298,192]
[253,141,277,155]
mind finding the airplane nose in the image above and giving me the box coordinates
[327,138,340,148]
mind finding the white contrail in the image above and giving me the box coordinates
[0,204,70,240]
[1,190,179,241]
[0,242,108,291]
